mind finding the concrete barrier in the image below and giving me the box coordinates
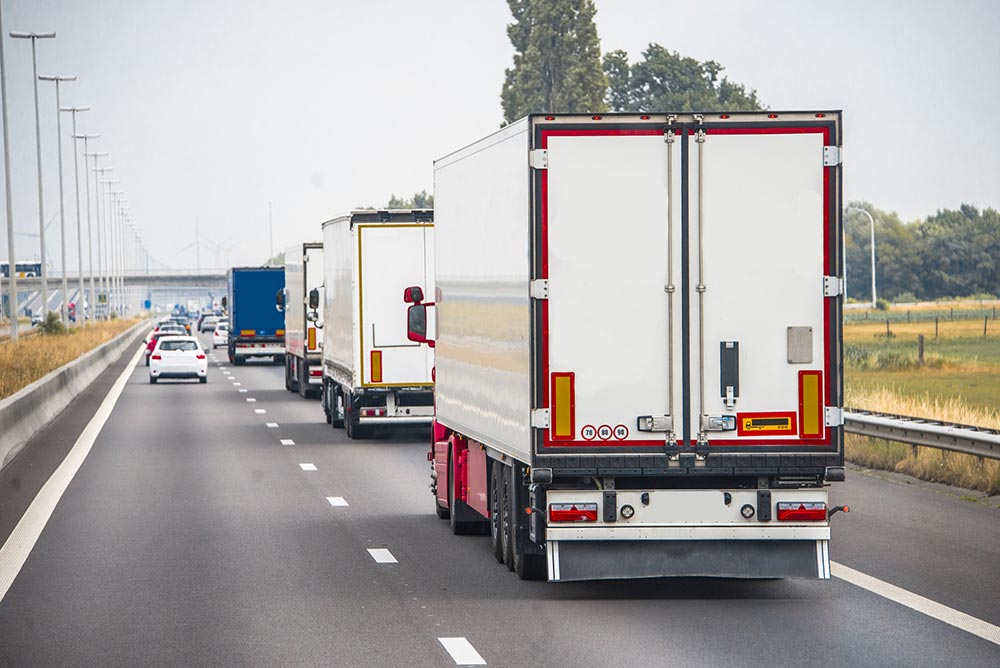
[0,319,149,470]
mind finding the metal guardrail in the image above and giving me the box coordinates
[844,409,1000,461]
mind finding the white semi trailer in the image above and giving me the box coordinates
[320,210,435,439]
[406,112,847,580]
[280,242,324,398]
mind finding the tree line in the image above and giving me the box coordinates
[846,202,999,303]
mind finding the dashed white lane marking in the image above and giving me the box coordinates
[299,463,317,471]
[219,367,227,370]
[280,439,295,446]
[832,562,1000,646]
[239,389,248,393]
[246,398,256,403]
[326,496,349,507]
[367,548,398,564]
[266,422,279,428]
[0,343,146,604]
[438,637,486,665]
[254,409,266,414]
[232,382,240,386]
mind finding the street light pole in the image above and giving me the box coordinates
[0,3,18,338]
[847,207,877,308]
[11,30,56,320]
[102,182,121,314]
[38,74,75,323]
[82,145,104,320]
[92,165,113,317]
[64,109,90,322]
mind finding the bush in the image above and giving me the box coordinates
[38,311,67,335]
[894,292,918,304]
[875,297,890,311]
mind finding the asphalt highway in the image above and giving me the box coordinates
[0,335,997,667]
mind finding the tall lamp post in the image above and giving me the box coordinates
[93,165,113,317]
[10,30,56,320]
[847,207,877,309]
[102,182,122,314]
[38,74,75,322]
[0,1,18,337]
[82,147,105,319]
[64,111,91,322]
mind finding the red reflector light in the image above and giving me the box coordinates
[815,113,826,118]
[776,502,827,521]
[544,115,555,121]
[592,115,603,120]
[767,113,779,119]
[548,503,598,522]
[309,369,322,377]
[640,114,651,120]
[360,408,388,417]
[719,114,730,119]
[151,354,162,360]
[196,354,206,359]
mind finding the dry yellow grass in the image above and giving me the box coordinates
[845,318,998,344]
[845,386,1000,495]
[0,318,142,400]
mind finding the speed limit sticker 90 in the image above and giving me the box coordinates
[612,424,629,440]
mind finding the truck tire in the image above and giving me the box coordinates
[322,380,332,423]
[331,383,344,429]
[297,361,313,399]
[489,461,504,563]
[501,463,514,569]
[284,357,292,391]
[507,463,546,580]
[149,377,157,384]
[234,356,245,366]
[344,390,372,440]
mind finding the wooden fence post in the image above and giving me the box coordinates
[918,334,924,365]
[935,317,939,338]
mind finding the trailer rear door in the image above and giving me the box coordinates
[537,118,841,456]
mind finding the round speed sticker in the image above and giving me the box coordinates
[613,424,629,440]
[597,425,613,440]
[581,425,597,440]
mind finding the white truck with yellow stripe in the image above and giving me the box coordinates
[408,112,847,581]
[280,242,324,398]
[320,210,435,439]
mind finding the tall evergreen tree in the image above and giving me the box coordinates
[501,0,608,124]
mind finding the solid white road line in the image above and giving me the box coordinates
[280,439,295,446]
[326,496,349,507]
[438,637,486,666]
[832,561,1000,646]
[0,343,145,604]
[299,463,317,471]
[367,548,398,564]
[266,422,279,428]
[254,409,266,414]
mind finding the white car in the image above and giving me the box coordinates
[212,322,229,348]
[149,336,208,384]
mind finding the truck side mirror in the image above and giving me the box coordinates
[221,296,227,310]
[403,286,424,304]
[275,288,285,312]
[308,288,320,310]
[407,304,433,347]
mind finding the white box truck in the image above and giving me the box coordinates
[406,111,847,581]
[280,242,325,398]
[321,210,435,439]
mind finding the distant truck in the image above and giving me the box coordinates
[279,242,324,398]
[320,210,435,439]
[405,112,847,581]
[226,266,286,366]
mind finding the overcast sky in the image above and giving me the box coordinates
[1,0,998,270]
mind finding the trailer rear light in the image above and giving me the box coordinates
[592,115,603,121]
[640,115,651,120]
[196,354,206,360]
[719,114,730,119]
[151,354,161,360]
[360,407,387,417]
[767,113,779,119]
[815,113,826,118]
[544,115,555,121]
[277,329,285,336]
[309,368,322,377]
[548,503,598,522]
[776,502,827,521]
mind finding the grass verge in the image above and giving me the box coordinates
[0,318,142,400]
[845,386,1000,496]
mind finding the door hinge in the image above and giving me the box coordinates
[823,275,843,297]
[531,408,550,429]
[825,407,844,427]
[823,146,842,167]
[529,279,549,299]
[529,149,548,169]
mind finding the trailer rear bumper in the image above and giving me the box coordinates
[358,415,434,426]
[546,537,830,581]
